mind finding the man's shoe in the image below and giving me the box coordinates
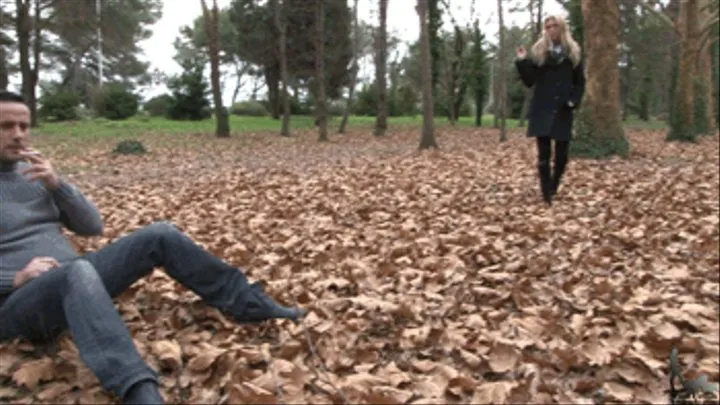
[230,282,308,325]
[123,380,164,405]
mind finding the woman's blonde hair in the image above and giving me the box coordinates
[530,15,582,67]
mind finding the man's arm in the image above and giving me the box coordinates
[50,179,104,236]
[0,267,15,295]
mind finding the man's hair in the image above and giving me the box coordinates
[0,90,26,104]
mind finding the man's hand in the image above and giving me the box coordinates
[13,257,60,288]
[19,148,61,190]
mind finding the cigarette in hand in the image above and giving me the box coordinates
[19,149,41,161]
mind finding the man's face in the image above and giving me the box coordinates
[0,101,31,163]
[545,18,560,42]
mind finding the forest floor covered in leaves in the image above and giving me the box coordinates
[1,127,718,404]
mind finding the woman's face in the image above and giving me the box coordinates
[544,18,561,42]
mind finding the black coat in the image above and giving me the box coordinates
[515,54,585,141]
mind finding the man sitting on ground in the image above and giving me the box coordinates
[0,90,307,404]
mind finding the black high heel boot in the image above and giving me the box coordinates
[537,160,553,205]
[551,160,567,198]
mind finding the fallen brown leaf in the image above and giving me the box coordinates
[0,128,716,404]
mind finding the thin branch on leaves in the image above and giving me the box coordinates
[287,284,350,405]
[261,342,285,404]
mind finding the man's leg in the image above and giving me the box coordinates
[552,140,570,196]
[0,260,163,404]
[82,221,305,324]
[535,136,553,204]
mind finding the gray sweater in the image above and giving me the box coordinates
[0,160,104,294]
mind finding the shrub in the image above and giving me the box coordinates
[39,90,81,122]
[112,139,147,155]
[327,101,345,117]
[166,61,211,121]
[144,94,173,117]
[230,100,268,117]
[97,85,139,120]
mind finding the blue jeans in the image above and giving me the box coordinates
[0,221,290,398]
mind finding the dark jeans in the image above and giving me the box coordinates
[0,221,281,399]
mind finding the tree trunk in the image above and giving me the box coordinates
[16,0,38,127]
[713,24,719,129]
[29,0,40,127]
[491,63,499,128]
[697,2,716,132]
[448,74,457,124]
[230,62,251,106]
[668,0,699,141]
[274,0,291,136]
[339,0,360,134]
[417,0,438,149]
[0,1,7,91]
[428,0,442,99]
[315,0,328,142]
[471,21,486,127]
[571,0,628,158]
[453,80,467,123]
[0,46,8,90]
[620,1,634,122]
[474,88,484,126]
[265,66,280,119]
[519,0,542,128]
[201,0,230,137]
[496,0,507,142]
[621,54,632,121]
[638,70,652,121]
[374,0,388,136]
[448,26,465,125]
[697,44,715,133]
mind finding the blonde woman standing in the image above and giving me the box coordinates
[515,15,585,205]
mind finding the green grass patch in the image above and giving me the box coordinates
[34,114,518,138]
[32,114,666,139]
[622,116,668,131]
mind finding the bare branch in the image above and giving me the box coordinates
[638,0,678,32]
[260,343,285,404]
[286,277,349,404]
[438,0,459,28]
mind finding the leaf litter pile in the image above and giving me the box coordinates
[1,128,718,404]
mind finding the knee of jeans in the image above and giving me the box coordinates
[143,221,181,241]
[64,259,103,291]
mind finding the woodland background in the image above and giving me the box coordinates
[0,0,717,147]
[0,0,719,404]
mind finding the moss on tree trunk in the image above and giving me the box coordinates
[417,0,438,149]
[667,0,699,142]
[698,44,716,133]
[693,76,711,136]
[570,0,628,159]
